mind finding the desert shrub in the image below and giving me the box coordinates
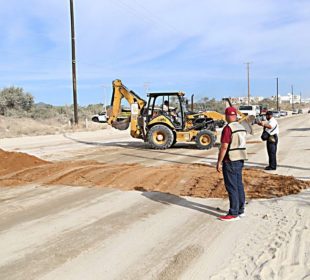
[30,106,59,120]
[0,87,34,115]
[196,98,226,113]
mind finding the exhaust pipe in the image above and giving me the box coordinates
[191,94,194,111]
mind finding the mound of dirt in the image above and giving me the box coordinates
[0,149,49,176]
[0,149,309,198]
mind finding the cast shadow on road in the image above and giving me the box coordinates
[137,189,226,218]
[280,189,310,208]
[288,128,310,132]
[119,153,209,165]
[63,134,212,159]
[64,134,309,172]
[120,151,310,172]
[243,161,310,171]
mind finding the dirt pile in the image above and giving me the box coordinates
[0,149,309,198]
[0,149,49,176]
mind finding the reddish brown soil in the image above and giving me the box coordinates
[0,149,309,198]
[0,149,50,176]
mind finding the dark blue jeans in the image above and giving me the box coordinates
[222,160,245,216]
[267,135,278,169]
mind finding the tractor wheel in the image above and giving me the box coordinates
[195,130,215,150]
[147,125,174,149]
[171,137,177,147]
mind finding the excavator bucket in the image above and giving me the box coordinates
[222,98,255,135]
[239,115,255,135]
[111,118,130,130]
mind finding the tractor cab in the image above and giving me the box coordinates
[146,92,188,130]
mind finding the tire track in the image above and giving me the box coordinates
[0,192,173,280]
[0,187,114,231]
[0,188,140,267]
[39,195,224,280]
[209,193,310,280]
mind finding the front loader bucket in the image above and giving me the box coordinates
[239,115,255,135]
[111,118,130,130]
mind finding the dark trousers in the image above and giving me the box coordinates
[267,135,278,169]
[222,160,245,216]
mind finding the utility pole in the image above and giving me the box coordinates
[102,85,108,112]
[143,82,151,94]
[245,62,252,105]
[300,92,302,104]
[276,77,279,111]
[291,85,294,110]
[70,0,78,124]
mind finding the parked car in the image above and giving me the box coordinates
[292,109,298,114]
[272,111,281,118]
[92,112,107,123]
[298,109,303,114]
[280,110,288,116]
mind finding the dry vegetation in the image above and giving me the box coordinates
[1,86,308,139]
[0,115,106,138]
[0,86,106,138]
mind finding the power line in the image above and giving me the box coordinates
[114,0,182,36]
[131,0,182,34]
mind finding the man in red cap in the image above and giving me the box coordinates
[216,106,247,221]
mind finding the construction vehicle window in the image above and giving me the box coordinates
[154,97,164,111]
[169,96,181,114]
[181,97,188,113]
[147,97,155,116]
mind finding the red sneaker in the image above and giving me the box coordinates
[219,215,240,221]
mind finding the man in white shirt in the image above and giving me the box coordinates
[163,100,169,112]
[257,111,279,170]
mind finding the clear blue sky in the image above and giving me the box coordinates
[0,0,309,105]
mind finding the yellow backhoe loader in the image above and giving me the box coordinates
[97,79,253,150]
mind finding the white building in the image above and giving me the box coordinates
[230,96,264,104]
[272,93,301,104]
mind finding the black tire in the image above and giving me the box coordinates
[171,137,177,147]
[92,117,99,123]
[147,125,174,149]
[195,130,215,150]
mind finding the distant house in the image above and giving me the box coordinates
[271,93,301,104]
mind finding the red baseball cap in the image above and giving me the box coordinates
[225,106,237,115]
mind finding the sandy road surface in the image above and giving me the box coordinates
[0,114,309,279]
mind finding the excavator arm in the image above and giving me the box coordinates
[222,97,255,134]
[107,79,146,139]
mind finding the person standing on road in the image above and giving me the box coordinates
[257,111,279,170]
[216,107,247,221]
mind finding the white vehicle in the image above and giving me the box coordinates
[91,112,107,123]
[238,105,260,117]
